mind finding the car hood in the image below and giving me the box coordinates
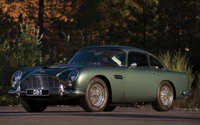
[26,64,82,76]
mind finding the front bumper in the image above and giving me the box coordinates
[8,84,85,97]
[182,90,193,96]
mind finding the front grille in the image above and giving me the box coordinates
[21,76,60,89]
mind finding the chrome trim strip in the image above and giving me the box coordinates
[8,89,26,95]
[62,90,85,96]
[8,90,17,95]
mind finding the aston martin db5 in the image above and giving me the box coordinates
[9,46,192,112]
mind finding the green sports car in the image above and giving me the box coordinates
[9,46,192,112]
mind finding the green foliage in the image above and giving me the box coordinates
[184,73,200,108]
[0,85,20,106]
[97,0,143,45]
[0,23,43,105]
[0,24,43,70]
[45,32,85,65]
[156,0,199,52]
[158,50,200,108]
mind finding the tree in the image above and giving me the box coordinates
[95,0,143,45]
[0,24,42,85]
[38,0,44,37]
[0,0,83,61]
[0,23,43,105]
[157,0,200,51]
[77,0,159,50]
[137,0,159,50]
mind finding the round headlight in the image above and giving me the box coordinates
[11,71,22,87]
[68,69,79,82]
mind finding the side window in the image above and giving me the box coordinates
[149,56,164,69]
[128,52,149,68]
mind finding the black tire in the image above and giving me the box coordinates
[21,98,48,112]
[80,77,108,112]
[152,82,174,111]
[103,106,116,112]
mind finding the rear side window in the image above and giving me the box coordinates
[149,56,164,69]
[128,52,149,68]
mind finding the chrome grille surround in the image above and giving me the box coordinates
[20,75,60,89]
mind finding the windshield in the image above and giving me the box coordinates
[69,49,126,66]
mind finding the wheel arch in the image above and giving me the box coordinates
[95,75,112,102]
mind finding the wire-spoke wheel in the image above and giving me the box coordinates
[80,77,108,112]
[160,86,173,106]
[89,84,105,107]
[152,81,174,111]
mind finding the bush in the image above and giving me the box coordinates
[158,50,200,108]
[0,24,43,105]
[186,73,200,108]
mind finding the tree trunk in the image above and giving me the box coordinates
[38,0,44,37]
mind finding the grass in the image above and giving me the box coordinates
[158,50,199,108]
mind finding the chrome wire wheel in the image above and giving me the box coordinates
[89,84,105,107]
[152,82,174,112]
[160,86,173,106]
[80,77,108,112]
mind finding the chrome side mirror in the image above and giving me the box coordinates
[130,62,137,68]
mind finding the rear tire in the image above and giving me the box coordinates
[21,98,48,112]
[152,82,174,111]
[80,77,108,112]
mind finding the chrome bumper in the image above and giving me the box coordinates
[57,84,85,97]
[8,84,85,97]
[8,89,85,96]
[182,90,193,96]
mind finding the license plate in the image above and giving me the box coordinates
[26,89,49,96]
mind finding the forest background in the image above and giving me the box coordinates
[0,0,200,108]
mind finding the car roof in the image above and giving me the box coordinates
[80,45,150,54]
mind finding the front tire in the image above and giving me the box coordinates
[152,82,174,111]
[80,77,108,112]
[21,98,48,112]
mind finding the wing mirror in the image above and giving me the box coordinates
[130,62,137,68]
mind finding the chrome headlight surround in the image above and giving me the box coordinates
[11,70,22,88]
[68,69,79,82]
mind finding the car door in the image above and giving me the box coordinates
[148,54,166,92]
[124,52,157,102]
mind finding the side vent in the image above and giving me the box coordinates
[114,75,123,79]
